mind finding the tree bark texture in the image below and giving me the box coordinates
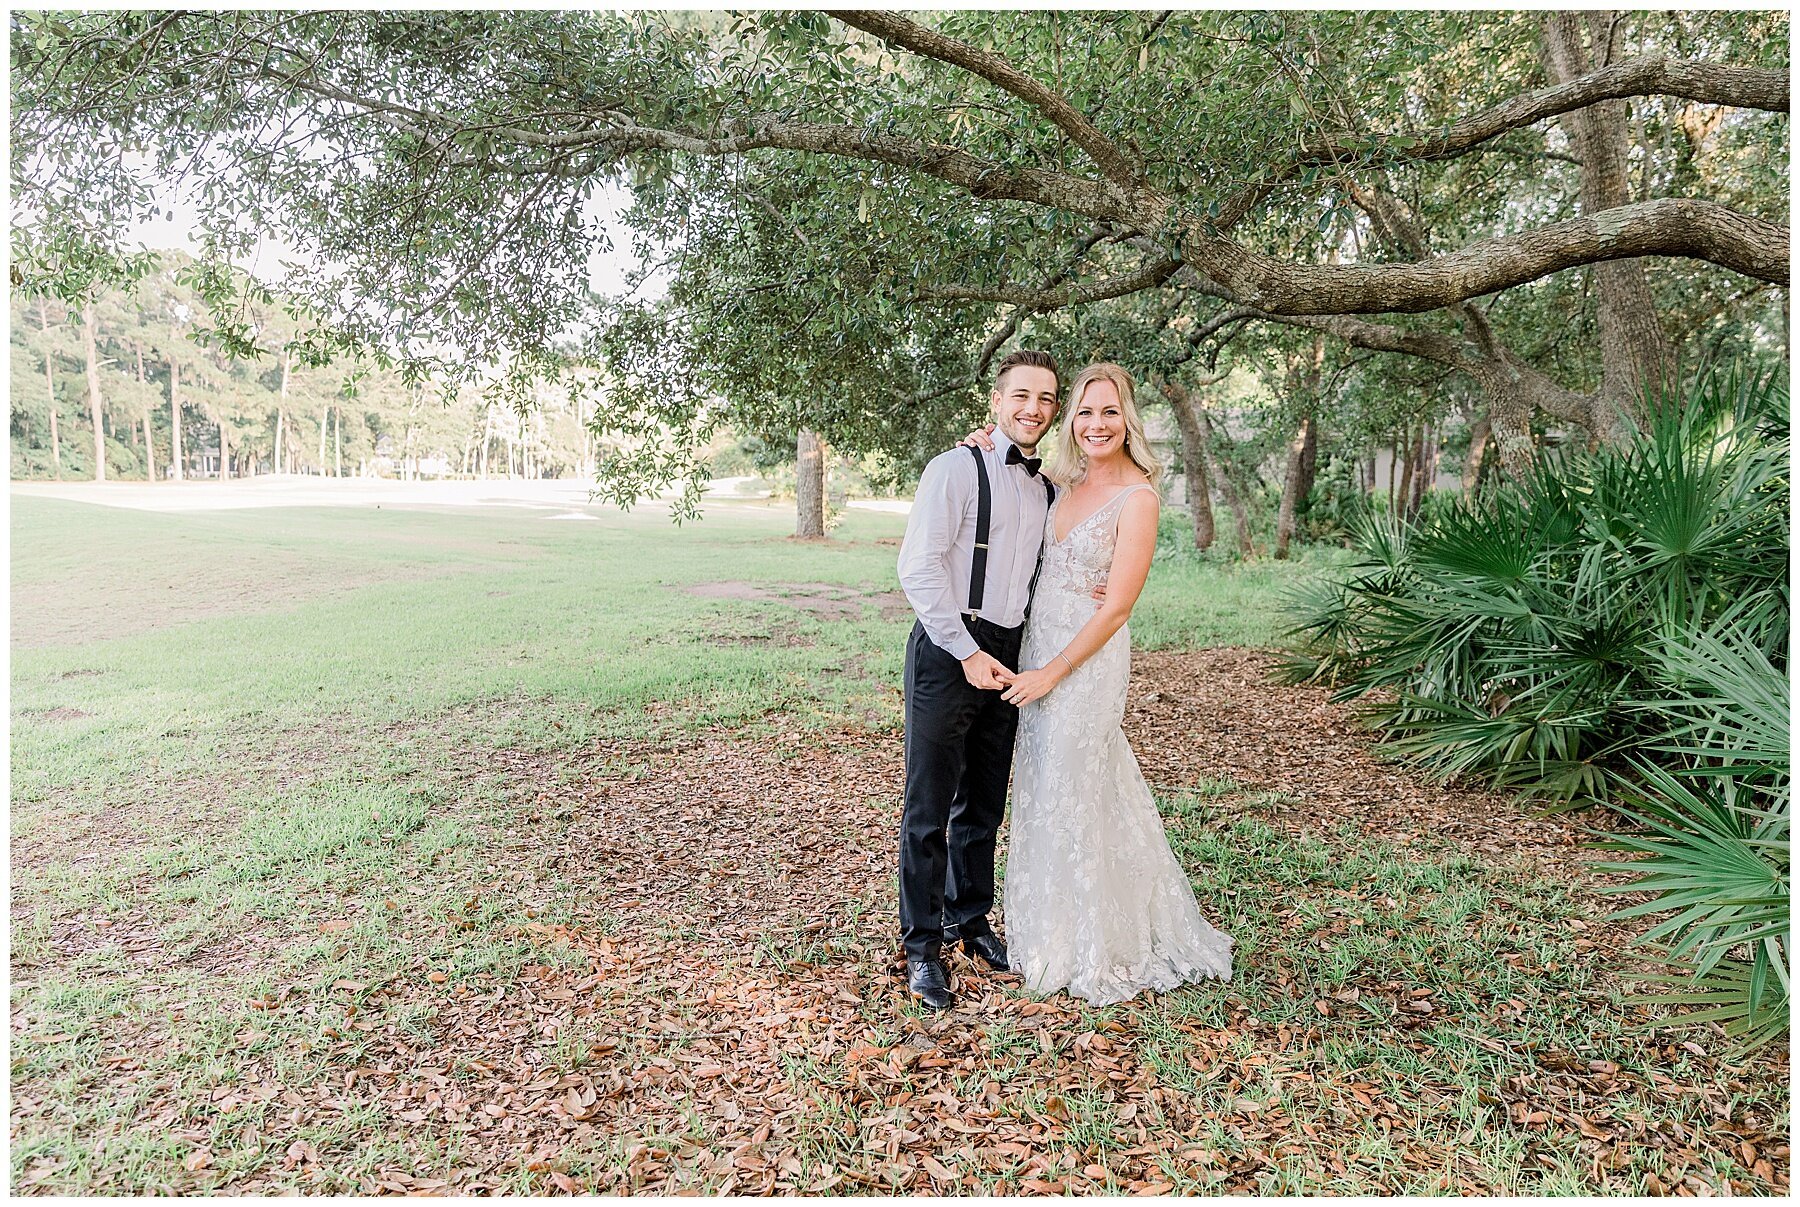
[1274,335,1324,559]
[1408,424,1430,517]
[795,427,826,539]
[1464,413,1492,493]
[1162,382,1217,551]
[1168,396,1256,558]
[1395,431,1415,519]
[1275,414,1319,558]
[1543,11,1674,441]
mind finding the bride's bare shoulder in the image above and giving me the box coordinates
[1119,482,1159,528]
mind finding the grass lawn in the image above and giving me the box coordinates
[9,492,1788,1195]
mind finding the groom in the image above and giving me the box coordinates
[894,349,1061,1010]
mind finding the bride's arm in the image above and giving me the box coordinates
[1000,490,1159,706]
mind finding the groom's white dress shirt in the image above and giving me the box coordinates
[898,429,1053,662]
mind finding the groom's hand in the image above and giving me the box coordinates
[960,649,1015,690]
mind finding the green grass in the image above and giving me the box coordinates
[10,493,1782,1196]
[11,494,1320,862]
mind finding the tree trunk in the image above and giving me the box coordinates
[48,389,63,480]
[135,340,156,482]
[1408,424,1430,517]
[1207,418,1257,559]
[1273,333,1325,558]
[1274,414,1318,559]
[581,395,595,478]
[1542,11,1672,441]
[37,298,60,479]
[1464,413,1492,493]
[333,407,342,477]
[168,357,184,481]
[217,408,230,481]
[1395,430,1415,519]
[1162,382,1216,551]
[1171,396,1255,558]
[82,304,106,482]
[795,427,826,539]
[274,348,290,475]
[41,348,63,481]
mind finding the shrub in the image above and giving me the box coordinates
[1281,365,1789,1048]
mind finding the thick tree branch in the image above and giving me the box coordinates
[1233,303,1592,425]
[1233,307,1479,372]
[914,256,1179,310]
[1183,196,1787,314]
[826,10,1140,187]
[1299,56,1788,169]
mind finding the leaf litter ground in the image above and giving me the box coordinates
[11,650,1788,1195]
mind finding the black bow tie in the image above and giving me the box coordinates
[1006,445,1043,477]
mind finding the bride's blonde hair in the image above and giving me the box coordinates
[1047,362,1164,491]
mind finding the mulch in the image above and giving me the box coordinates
[1129,647,1604,868]
[10,649,1789,1196]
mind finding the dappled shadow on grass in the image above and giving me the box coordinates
[9,654,1790,1196]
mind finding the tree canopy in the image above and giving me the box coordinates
[13,9,1788,507]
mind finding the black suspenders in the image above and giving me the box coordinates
[966,445,993,619]
[964,444,1055,623]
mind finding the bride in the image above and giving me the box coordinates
[970,362,1233,1006]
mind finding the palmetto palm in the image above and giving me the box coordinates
[1284,364,1789,1047]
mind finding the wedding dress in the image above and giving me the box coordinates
[1004,484,1234,1005]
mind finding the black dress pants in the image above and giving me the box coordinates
[899,616,1023,963]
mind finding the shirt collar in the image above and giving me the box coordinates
[991,428,1037,464]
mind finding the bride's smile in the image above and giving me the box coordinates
[1071,381,1126,461]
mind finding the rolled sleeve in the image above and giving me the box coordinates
[898,453,981,661]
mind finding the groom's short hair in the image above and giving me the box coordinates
[994,349,1060,393]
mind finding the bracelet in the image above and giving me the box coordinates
[1056,652,1076,674]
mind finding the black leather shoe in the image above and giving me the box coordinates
[959,932,1011,972]
[906,958,955,1010]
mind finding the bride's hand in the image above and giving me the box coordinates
[955,422,998,452]
[1000,662,1065,707]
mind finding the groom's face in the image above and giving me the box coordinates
[990,365,1060,454]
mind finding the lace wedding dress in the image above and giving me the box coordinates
[1004,484,1234,1005]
